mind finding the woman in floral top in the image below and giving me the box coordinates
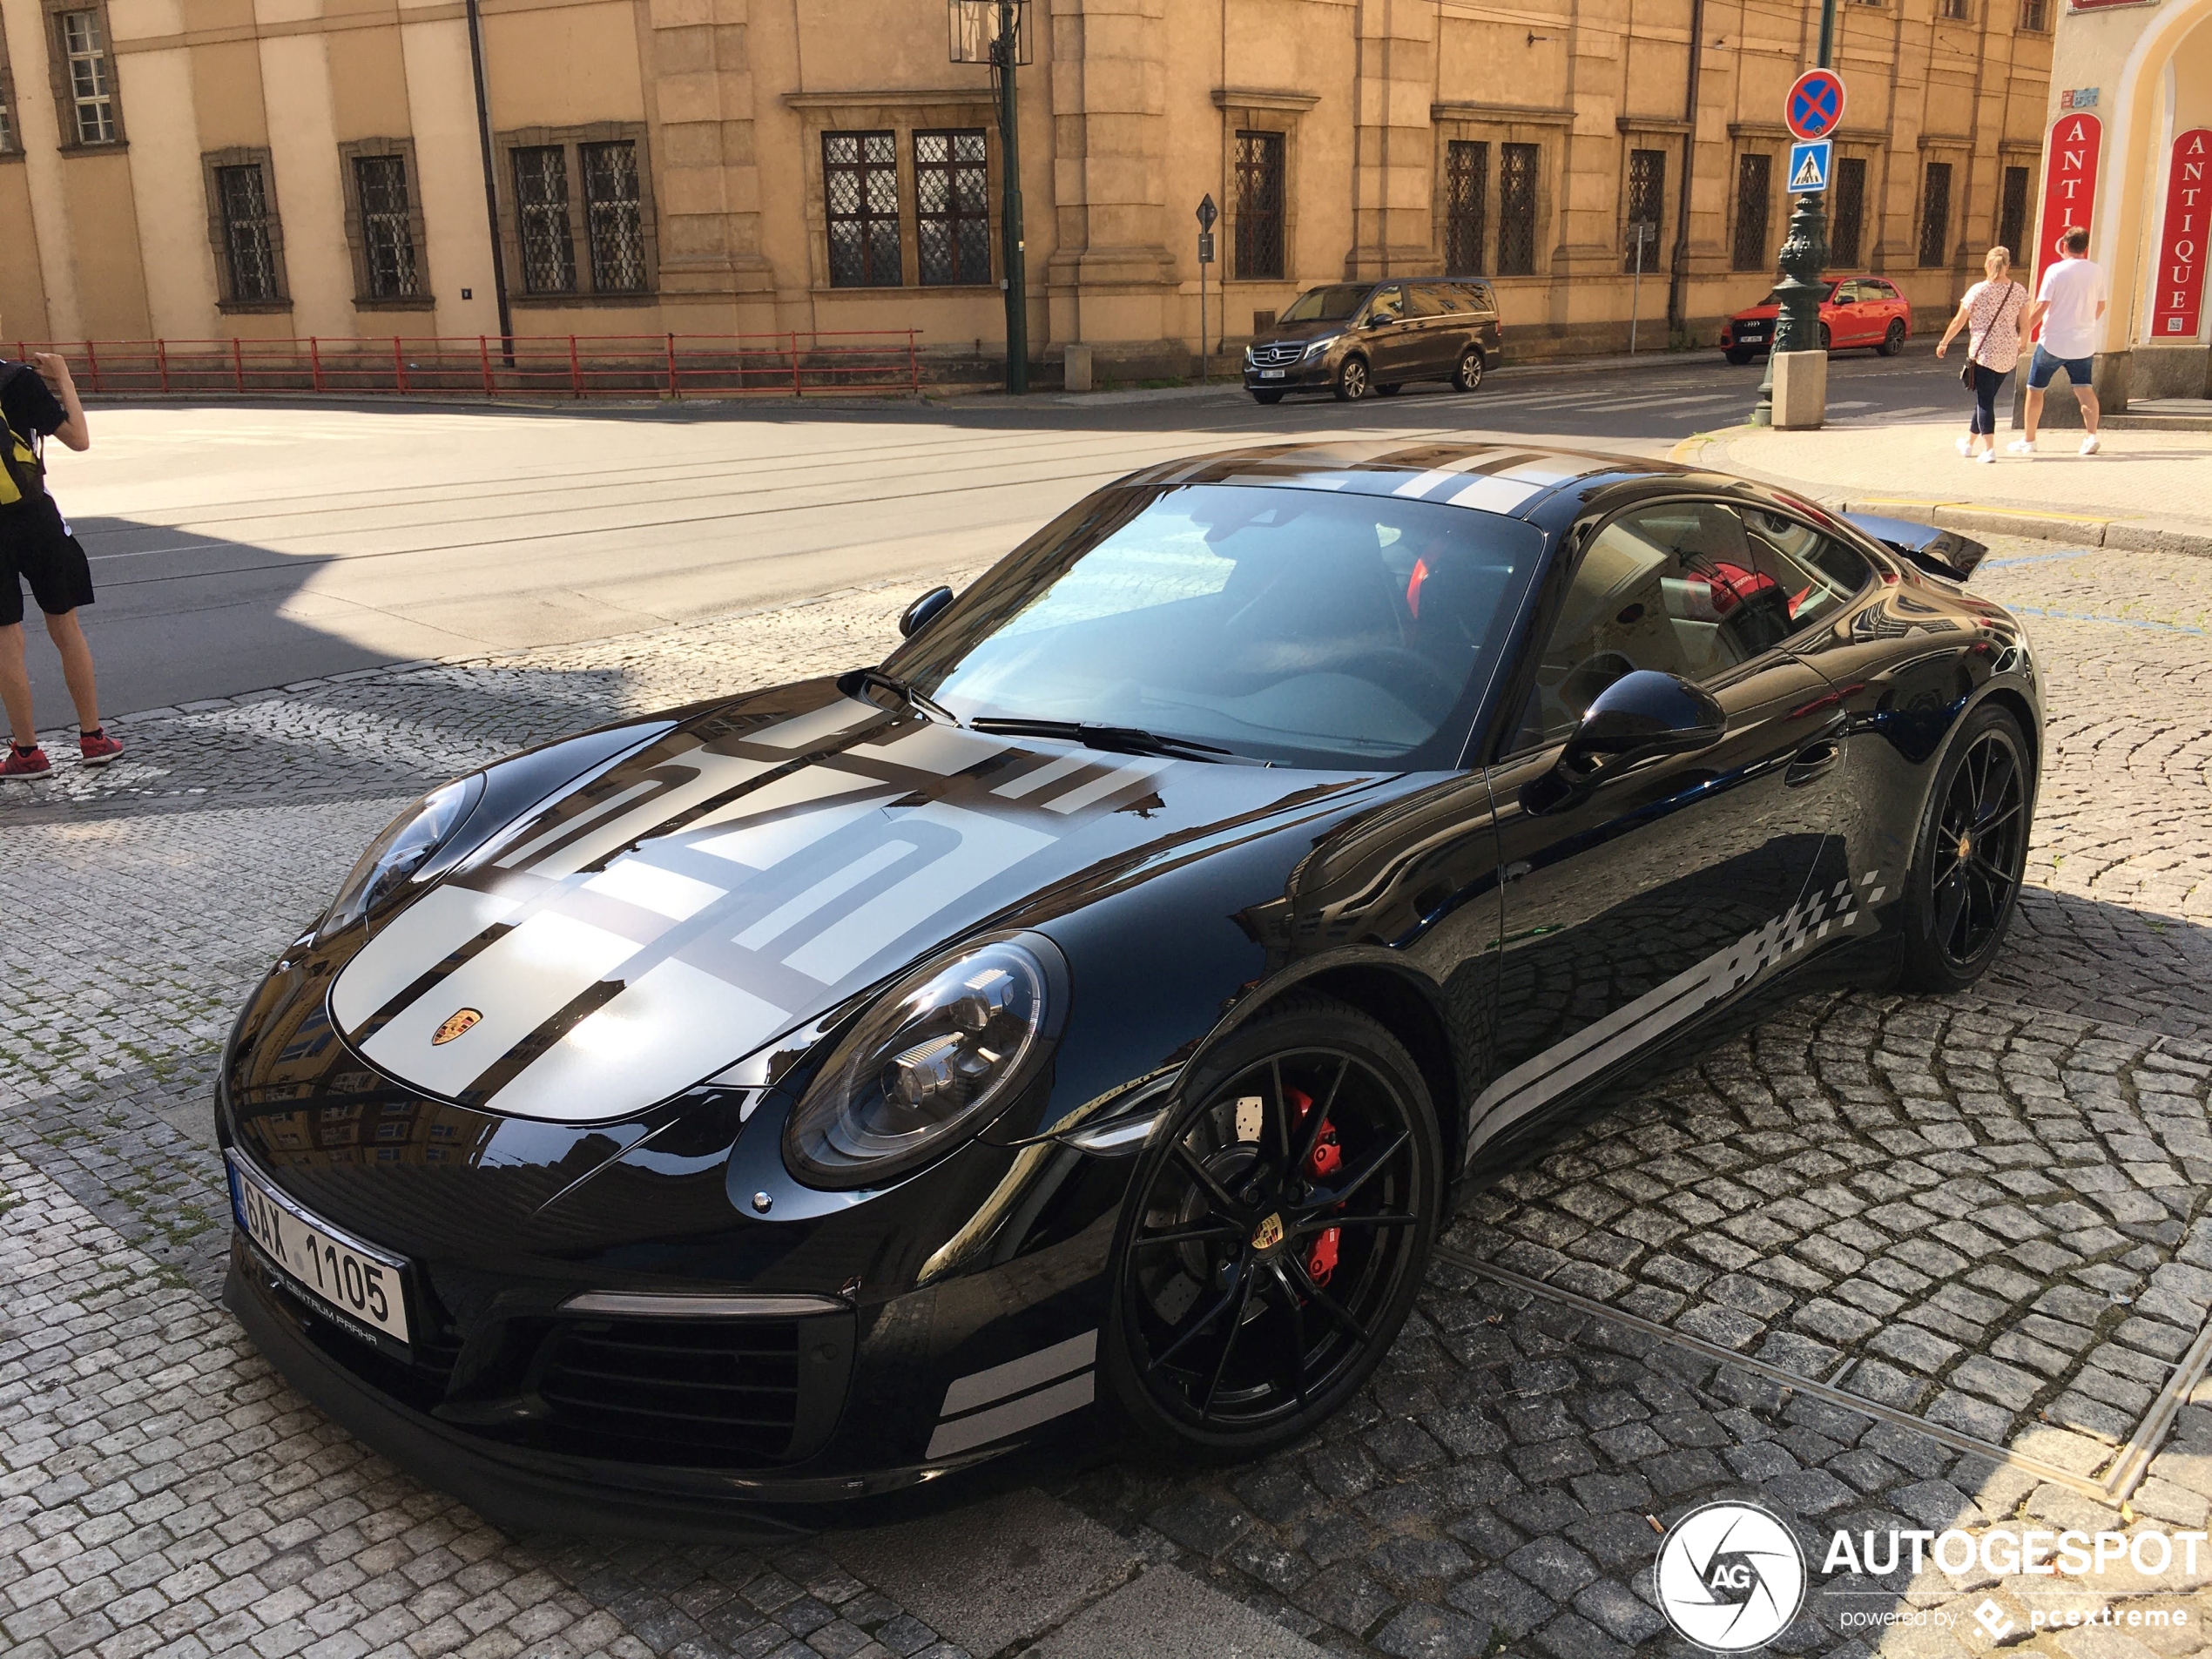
[1936,247,2029,463]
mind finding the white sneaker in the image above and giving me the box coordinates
[1974,448,1995,464]
[1955,435,1973,456]
[2007,439,2035,456]
[2080,435,2101,455]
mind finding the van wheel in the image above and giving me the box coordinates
[1251,390,1285,405]
[1333,357,1370,401]
[1453,348,1486,393]
[1375,383,1402,397]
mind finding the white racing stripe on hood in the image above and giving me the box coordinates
[847,722,1009,776]
[1044,758,1170,814]
[992,753,1090,799]
[734,840,915,951]
[526,751,779,880]
[581,860,726,921]
[330,886,526,1031]
[487,958,786,1121]
[688,767,887,842]
[750,699,880,750]
[360,910,638,1096]
[783,802,1054,982]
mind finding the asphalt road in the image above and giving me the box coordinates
[24,344,1964,718]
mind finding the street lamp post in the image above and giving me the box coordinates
[1752,0,1839,427]
[952,1,1031,394]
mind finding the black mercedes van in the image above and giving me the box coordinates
[1242,278,1504,403]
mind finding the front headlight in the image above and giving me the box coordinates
[317,776,482,941]
[1303,335,1337,359]
[783,935,1063,1189]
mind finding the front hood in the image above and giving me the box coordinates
[1730,305,1781,323]
[1252,318,1347,346]
[325,680,1393,1124]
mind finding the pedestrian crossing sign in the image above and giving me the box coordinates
[1789,139,1833,193]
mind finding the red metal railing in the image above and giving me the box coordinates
[5,331,924,399]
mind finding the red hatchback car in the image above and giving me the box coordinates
[1720,275,1912,363]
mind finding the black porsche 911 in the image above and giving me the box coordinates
[219,440,2040,1535]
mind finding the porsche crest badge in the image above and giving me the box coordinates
[432,1008,483,1046]
[1251,1212,1285,1251]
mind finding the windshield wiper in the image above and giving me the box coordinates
[856,668,960,728]
[969,717,1238,763]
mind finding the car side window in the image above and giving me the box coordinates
[1511,502,1791,751]
[1472,282,1498,314]
[1366,285,1406,322]
[1738,507,1874,635]
[1834,281,1865,303]
[1406,285,1453,319]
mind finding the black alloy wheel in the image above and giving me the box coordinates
[1901,705,2032,991]
[1453,347,1486,393]
[1104,996,1440,1457]
[1880,319,1907,357]
[1251,389,1285,405]
[1334,356,1371,401]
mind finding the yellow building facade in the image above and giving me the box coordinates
[0,0,2051,375]
[2036,0,2212,405]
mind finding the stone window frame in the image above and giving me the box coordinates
[1725,138,1778,272]
[1615,118,1689,276]
[338,138,435,312]
[491,122,660,307]
[784,92,1001,293]
[1917,135,1973,269]
[0,30,21,158]
[200,146,292,314]
[43,0,124,152]
[1214,91,1317,292]
[1429,108,1566,288]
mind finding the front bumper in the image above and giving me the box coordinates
[1244,355,1334,390]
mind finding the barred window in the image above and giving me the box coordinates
[1626,148,1666,272]
[1919,162,1952,266]
[0,54,16,154]
[1498,143,1539,276]
[1233,131,1285,280]
[2019,0,2049,27]
[59,10,115,145]
[217,165,280,303]
[1732,152,1772,270]
[354,156,419,299]
[826,131,900,287]
[1940,0,1970,17]
[514,145,577,293]
[583,141,647,293]
[915,129,989,286]
[1830,157,1866,267]
[1445,141,1487,275]
[1999,165,2030,258]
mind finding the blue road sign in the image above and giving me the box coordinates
[1786,68,1846,142]
[1788,139,1833,193]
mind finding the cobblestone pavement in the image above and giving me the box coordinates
[4,535,2211,1659]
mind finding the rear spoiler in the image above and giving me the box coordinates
[1843,512,1988,582]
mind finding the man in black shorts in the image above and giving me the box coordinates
[2,347,118,779]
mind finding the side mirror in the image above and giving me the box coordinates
[1561,670,1727,780]
[899,585,954,638]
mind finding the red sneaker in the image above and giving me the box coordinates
[78,729,124,767]
[3,744,53,780]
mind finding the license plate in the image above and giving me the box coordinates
[1260,369,1285,379]
[228,1150,411,1345]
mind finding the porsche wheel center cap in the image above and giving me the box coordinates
[1251,1212,1285,1251]
[1958,833,1973,859]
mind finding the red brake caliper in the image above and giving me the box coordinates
[1286,1086,1343,1286]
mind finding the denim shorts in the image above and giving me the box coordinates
[2027,346,2093,390]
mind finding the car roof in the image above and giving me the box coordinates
[1117,440,1683,526]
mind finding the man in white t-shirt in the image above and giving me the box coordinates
[2014,226,2107,457]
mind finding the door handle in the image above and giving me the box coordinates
[1784,738,1843,786]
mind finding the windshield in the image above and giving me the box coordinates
[881,484,1542,768]
[1760,284,1839,305]
[1278,285,1370,324]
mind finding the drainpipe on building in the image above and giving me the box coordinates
[1666,0,1708,343]
[466,0,516,363]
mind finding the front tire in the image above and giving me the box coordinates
[1898,704,2033,993]
[1250,389,1285,405]
[1880,320,1907,357]
[1333,356,1371,401]
[1725,347,1754,366]
[1102,995,1441,1460]
[1818,322,1833,353]
[1453,347,1486,392]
